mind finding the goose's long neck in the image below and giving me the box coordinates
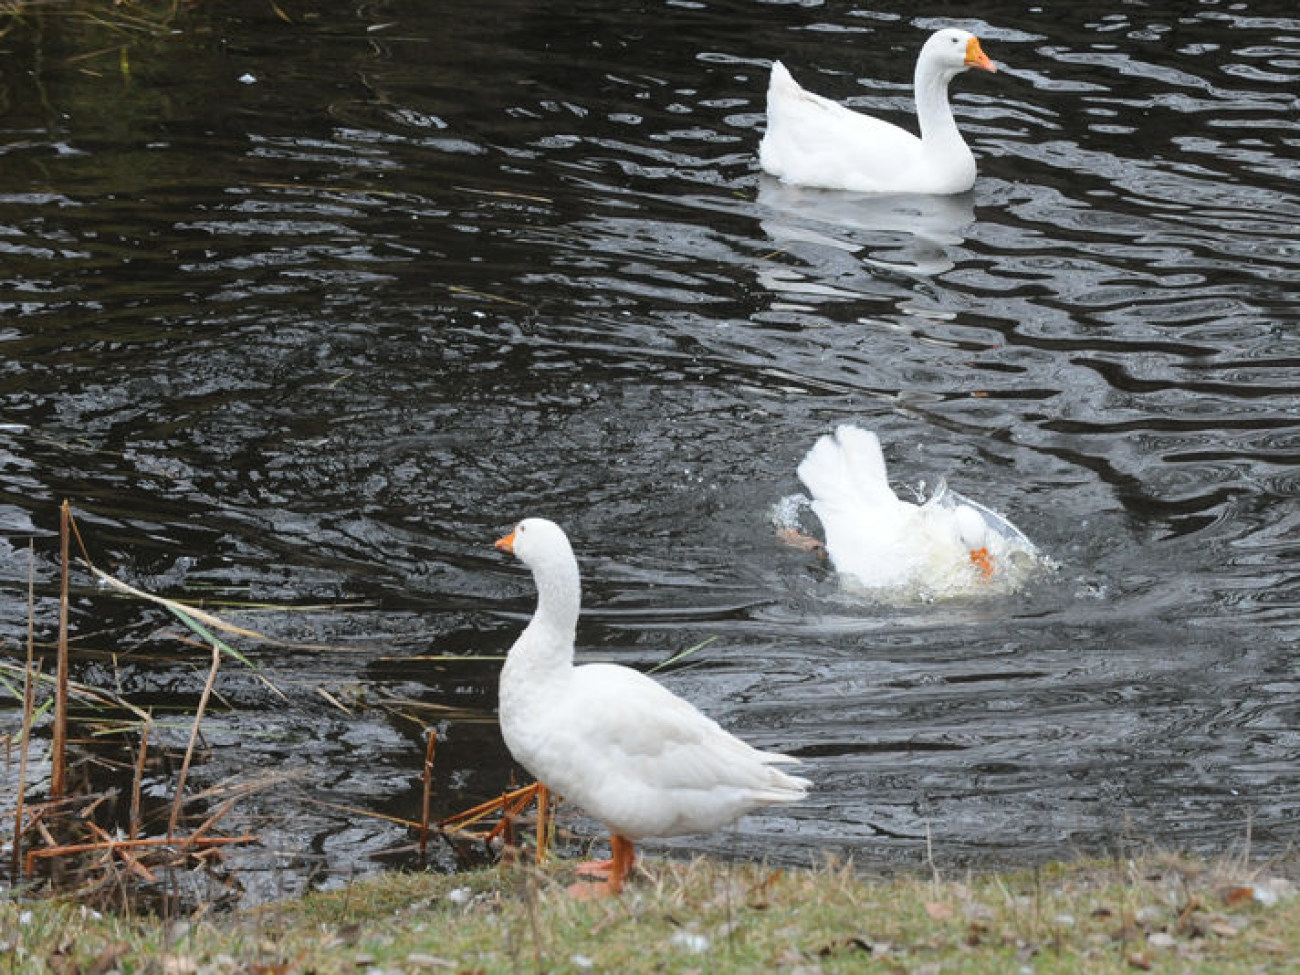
[913,62,964,149]
[518,551,581,670]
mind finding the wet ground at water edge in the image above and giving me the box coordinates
[0,0,1296,906]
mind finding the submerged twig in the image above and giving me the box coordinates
[447,284,530,307]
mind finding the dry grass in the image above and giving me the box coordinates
[2,850,1296,973]
[3,504,271,914]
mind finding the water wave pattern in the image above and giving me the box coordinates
[0,0,1296,894]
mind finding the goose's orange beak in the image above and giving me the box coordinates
[495,529,516,554]
[970,546,994,579]
[965,37,996,73]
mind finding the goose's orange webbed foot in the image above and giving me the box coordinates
[567,834,636,898]
[566,879,620,899]
[777,527,825,557]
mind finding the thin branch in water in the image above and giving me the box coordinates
[299,797,418,830]
[168,638,221,838]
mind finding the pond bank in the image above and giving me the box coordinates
[4,851,1297,973]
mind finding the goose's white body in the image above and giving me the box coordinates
[496,519,808,849]
[759,28,996,195]
[796,425,1040,597]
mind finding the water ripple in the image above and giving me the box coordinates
[0,0,1296,898]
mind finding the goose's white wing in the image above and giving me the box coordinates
[532,663,809,840]
[760,61,927,194]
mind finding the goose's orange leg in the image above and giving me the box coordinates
[606,834,636,893]
[568,834,636,898]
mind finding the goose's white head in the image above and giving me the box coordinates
[495,517,574,570]
[921,28,997,77]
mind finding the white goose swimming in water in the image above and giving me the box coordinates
[759,28,997,195]
[793,425,1041,598]
[494,517,810,896]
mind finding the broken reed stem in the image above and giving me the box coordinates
[25,833,256,877]
[483,789,541,847]
[168,638,221,838]
[419,728,437,855]
[437,783,541,833]
[12,541,39,878]
[189,798,236,845]
[85,820,158,885]
[130,718,151,842]
[51,500,71,798]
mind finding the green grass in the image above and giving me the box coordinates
[3,851,1296,972]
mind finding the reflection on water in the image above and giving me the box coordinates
[0,0,1297,902]
[758,177,976,276]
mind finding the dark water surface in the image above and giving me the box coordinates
[1,0,1297,903]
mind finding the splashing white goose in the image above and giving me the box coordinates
[494,518,809,896]
[793,425,1040,598]
[759,28,997,195]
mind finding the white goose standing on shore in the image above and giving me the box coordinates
[494,518,810,897]
[759,28,997,195]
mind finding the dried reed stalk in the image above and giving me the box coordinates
[86,820,157,884]
[419,728,437,855]
[25,833,256,877]
[437,783,541,833]
[51,501,71,798]
[189,798,237,844]
[11,540,39,878]
[130,719,151,842]
[168,638,221,838]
